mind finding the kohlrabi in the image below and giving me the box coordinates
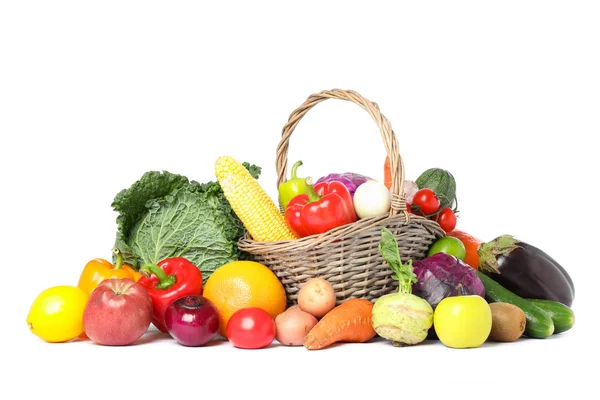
[371,227,434,346]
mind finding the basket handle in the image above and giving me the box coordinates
[275,89,407,216]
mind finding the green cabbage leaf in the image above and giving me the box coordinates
[111,163,260,283]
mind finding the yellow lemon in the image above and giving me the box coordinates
[27,286,89,343]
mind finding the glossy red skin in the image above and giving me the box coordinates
[165,295,219,346]
[137,258,203,333]
[284,181,357,238]
[83,278,153,346]
[412,188,440,215]
[284,199,311,237]
[437,207,457,232]
[226,307,276,349]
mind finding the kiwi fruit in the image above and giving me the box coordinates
[489,302,526,342]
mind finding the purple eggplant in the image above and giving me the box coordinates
[478,235,575,307]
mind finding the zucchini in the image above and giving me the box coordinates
[476,271,554,338]
[528,299,575,334]
[415,168,456,209]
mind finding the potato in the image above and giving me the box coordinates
[275,306,318,346]
[489,302,526,342]
[297,278,337,318]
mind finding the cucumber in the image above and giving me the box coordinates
[476,271,554,339]
[528,299,575,334]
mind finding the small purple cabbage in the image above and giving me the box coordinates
[315,172,372,198]
[412,253,485,309]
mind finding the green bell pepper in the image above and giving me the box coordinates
[278,160,314,210]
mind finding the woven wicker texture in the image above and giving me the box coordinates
[238,89,445,304]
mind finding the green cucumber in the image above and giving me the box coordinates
[528,299,575,334]
[476,271,554,339]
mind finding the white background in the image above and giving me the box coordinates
[1,1,598,399]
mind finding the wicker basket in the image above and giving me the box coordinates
[238,89,445,305]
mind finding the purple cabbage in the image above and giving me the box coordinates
[412,253,485,309]
[315,172,371,197]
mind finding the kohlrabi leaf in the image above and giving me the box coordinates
[379,227,403,273]
[378,227,417,293]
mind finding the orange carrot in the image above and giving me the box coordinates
[303,298,376,350]
[383,155,392,190]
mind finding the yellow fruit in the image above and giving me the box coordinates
[27,286,89,343]
[433,295,492,349]
[203,260,287,338]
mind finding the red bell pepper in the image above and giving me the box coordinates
[137,257,203,333]
[284,181,357,237]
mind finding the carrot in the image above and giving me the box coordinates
[383,155,392,190]
[303,298,376,350]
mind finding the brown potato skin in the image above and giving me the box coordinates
[297,278,337,318]
[275,306,318,346]
[489,302,526,342]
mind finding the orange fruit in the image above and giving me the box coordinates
[203,260,287,338]
[446,230,483,270]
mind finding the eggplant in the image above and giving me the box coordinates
[478,235,575,307]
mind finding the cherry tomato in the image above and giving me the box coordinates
[406,203,413,214]
[226,307,276,349]
[412,188,440,215]
[436,207,457,232]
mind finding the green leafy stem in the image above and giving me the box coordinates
[378,227,417,294]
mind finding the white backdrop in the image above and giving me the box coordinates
[1,1,598,399]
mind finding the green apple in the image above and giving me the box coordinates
[433,295,492,349]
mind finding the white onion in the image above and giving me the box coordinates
[353,180,391,219]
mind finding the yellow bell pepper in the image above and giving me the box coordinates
[78,248,141,296]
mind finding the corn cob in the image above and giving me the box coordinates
[215,156,298,242]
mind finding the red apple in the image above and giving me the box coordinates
[83,278,153,346]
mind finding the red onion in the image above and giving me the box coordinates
[164,295,219,346]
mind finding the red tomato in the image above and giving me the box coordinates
[436,207,457,232]
[406,203,412,214]
[226,307,276,349]
[412,189,440,215]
